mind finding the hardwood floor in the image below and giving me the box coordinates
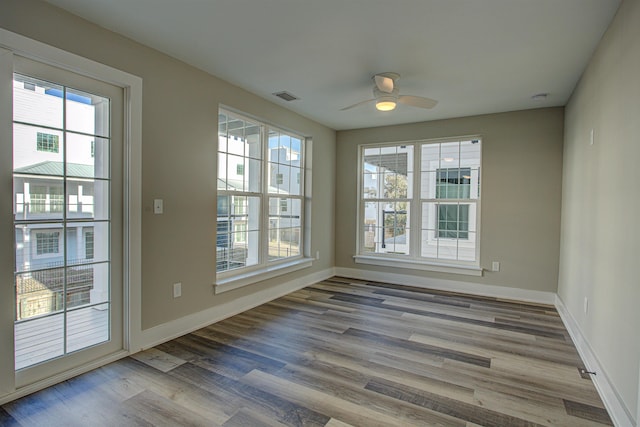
[1,277,613,426]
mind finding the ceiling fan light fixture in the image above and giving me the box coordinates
[375,99,397,111]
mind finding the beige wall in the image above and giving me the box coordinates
[336,108,564,293]
[559,0,640,420]
[0,0,336,331]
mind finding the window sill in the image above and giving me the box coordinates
[353,255,483,277]
[214,257,314,294]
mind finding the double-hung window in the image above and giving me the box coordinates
[358,138,481,272]
[217,109,306,278]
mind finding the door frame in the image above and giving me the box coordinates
[0,28,142,403]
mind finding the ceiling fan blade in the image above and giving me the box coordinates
[398,95,438,109]
[340,99,375,111]
[374,75,394,93]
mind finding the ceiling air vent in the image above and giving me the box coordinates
[273,91,299,102]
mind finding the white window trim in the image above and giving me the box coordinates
[356,137,483,275]
[215,257,314,294]
[353,254,483,276]
[215,108,312,290]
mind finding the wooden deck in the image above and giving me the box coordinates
[3,277,612,426]
[15,305,109,370]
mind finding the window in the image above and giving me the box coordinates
[358,138,481,266]
[29,184,64,213]
[36,132,59,153]
[85,229,94,259]
[217,109,306,274]
[35,231,60,255]
[436,168,471,239]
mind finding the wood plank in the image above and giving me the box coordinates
[563,399,613,425]
[2,276,614,426]
[365,376,546,427]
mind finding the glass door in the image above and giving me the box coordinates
[11,57,123,384]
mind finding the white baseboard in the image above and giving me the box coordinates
[334,267,556,305]
[555,295,635,427]
[136,267,335,351]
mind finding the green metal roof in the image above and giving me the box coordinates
[14,161,95,178]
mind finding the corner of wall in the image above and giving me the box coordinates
[555,294,636,426]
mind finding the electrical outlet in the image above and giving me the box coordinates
[584,297,589,314]
[492,261,500,272]
[316,250,320,260]
[173,282,182,298]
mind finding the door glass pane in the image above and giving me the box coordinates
[13,73,112,370]
[66,88,110,137]
[14,313,64,370]
[13,75,63,128]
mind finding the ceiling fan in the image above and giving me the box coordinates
[341,72,438,112]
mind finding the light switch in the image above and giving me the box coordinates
[173,282,182,298]
[154,199,163,214]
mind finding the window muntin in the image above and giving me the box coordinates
[359,138,481,264]
[217,109,305,274]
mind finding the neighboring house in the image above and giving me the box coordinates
[12,80,99,319]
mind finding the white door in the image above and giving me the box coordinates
[11,56,124,386]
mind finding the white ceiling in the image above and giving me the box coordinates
[45,0,620,131]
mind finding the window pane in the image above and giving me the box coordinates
[15,268,65,320]
[216,196,260,272]
[72,179,108,221]
[289,166,302,196]
[66,133,109,179]
[460,139,481,163]
[66,262,109,308]
[14,124,64,172]
[14,313,64,369]
[217,152,228,189]
[66,222,108,264]
[247,158,262,193]
[66,88,110,137]
[421,143,440,172]
[420,171,436,199]
[421,229,439,259]
[13,74,63,129]
[15,224,64,272]
[361,201,409,255]
[363,169,378,199]
[440,142,460,168]
[67,303,109,353]
[268,197,301,261]
[364,145,413,200]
